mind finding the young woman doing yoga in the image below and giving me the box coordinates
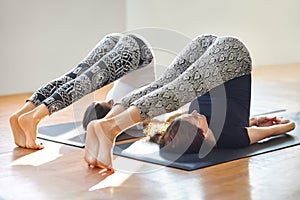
[83,34,295,171]
[9,33,154,149]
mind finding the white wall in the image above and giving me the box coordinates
[0,0,126,95]
[126,0,300,75]
[1,0,299,95]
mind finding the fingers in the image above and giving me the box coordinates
[274,116,290,124]
[270,117,289,126]
[257,116,274,127]
[256,115,293,127]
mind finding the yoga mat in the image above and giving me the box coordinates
[113,111,300,171]
[37,106,284,148]
[37,122,144,148]
[37,107,285,148]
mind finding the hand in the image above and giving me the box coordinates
[256,116,290,127]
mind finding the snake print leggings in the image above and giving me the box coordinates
[120,35,252,120]
[27,33,153,114]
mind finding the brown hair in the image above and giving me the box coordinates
[82,102,111,130]
[150,118,205,154]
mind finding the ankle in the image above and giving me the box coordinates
[30,105,50,124]
[102,118,122,139]
[18,112,39,125]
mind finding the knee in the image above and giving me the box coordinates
[216,36,251,56]
[124,33,154,66]
[193,34,217,42]
[102,32,123,42]
[192,34,217,47]
[216,36,252,72]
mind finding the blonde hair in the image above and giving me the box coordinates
[145,111,206,154]
[144,112,187,144]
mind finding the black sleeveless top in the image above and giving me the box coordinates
[189,74,251,148]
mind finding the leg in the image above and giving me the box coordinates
[28,33,122,107]
[120,34,217,108]
[133,36,252,120]
[104,104,126,119]
[102,35,217,125]
[42,34,153,114]
[10,33,121,148]
[19,34,153,149]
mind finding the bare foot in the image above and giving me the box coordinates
[9,113,26,148]
[94,120,115,171]
[9,102,36,148]
[84,121,100,167]
[18,112,44,150]
[85,119,116,171]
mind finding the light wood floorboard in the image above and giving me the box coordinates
[0,64,300,200]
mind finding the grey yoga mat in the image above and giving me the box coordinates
[113,111,300,171]
[37,122,144,148]
[37,108,285,148]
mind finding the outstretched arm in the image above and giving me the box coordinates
[247,120,296,144]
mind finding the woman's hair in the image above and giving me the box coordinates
[82,102,112,130]
[149,118,205,154]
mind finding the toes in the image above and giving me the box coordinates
[94,159,113,171]
[36,144,45,150]
[106,167,115,173]
[32,144,44,150]
[26,142,44,150]
[86,159,113,172]
[84,155,97,167]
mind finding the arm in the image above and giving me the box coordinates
[247,121,295,144]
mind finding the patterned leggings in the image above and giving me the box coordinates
[120,35,252,120]
[28,33,153,114]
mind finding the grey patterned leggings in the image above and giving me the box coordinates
[28,33,153,114]
[120,35,252,120]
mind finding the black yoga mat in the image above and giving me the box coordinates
[37,122,144,148]
[113,111,300,171]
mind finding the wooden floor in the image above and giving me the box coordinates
[1,64,300,200]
